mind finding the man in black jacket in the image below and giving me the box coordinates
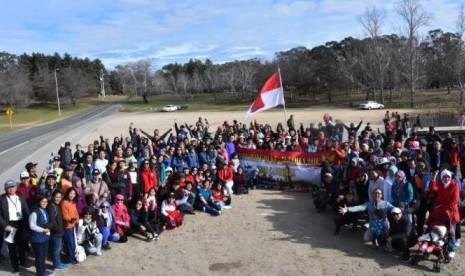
[0,180,31,273]
[386,207,412,262]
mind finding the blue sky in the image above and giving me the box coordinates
[0,0,462,69]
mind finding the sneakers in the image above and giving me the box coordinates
[102,243,111,250]
[20,263,33,269]
[223,206,232,209]
[456,239,461,247]
[54,264,68,270]
[151,234,159,241]
[448,251,456,259]
[96,251,102,256]
[45,270,55,276]
[146,234,153,241]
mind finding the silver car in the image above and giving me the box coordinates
[358,101,384,110]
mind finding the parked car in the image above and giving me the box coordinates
[358,101,384,110]
[161,105,178,112]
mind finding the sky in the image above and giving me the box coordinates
[0,0,463,69]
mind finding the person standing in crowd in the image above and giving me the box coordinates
[47,190,68,271]
[140,160,158,194]
[28,195,53,276]
[17,170,39,207]
[58,142,73,170]
[61,188,80,264]
[0,180,31,273]
[25,162,40,186]
[428,169,460,259]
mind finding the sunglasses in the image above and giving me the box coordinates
[117,199,124,202]
[101,206,109,209]
[373,192,382,195]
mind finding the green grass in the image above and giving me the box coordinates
[0,98,118,134]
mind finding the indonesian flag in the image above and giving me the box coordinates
[245,71,285,118]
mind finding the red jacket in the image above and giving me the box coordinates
[217,167,233,183]
[429,179,460,223]
[140,168,158,193]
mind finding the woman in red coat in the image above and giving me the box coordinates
[112,194,131,241]
[428,169,460,258]
[140,161,158,194]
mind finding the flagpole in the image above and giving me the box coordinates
[278,67,287,125]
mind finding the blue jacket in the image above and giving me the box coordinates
[30,206,50,244]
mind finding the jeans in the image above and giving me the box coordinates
[101,226,120,244]
[85,233,103,254]
[203,203,221,215]
[31,242,49,276]
[63,228,76,263]
[213,200,225,209]
[50,236,64,267]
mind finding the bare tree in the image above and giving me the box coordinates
[59,67,93,107]
[357,6,390,103]
[126,59,153,97]
[395,0,431,107]
[456,4,465,105]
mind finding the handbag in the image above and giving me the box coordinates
[74,227,87,263]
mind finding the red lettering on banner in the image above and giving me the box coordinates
[236,148,335,166]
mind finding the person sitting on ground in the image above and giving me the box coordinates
[247,168,260,190]
[76,207,103,256]
[233,167,248,195]
[129,200,159,241]
[160,192,187,229]
[386,207,413,262]
[142,187,158,221]
[111,194,132,241]
[195,179,222,215]
[212,182,231,210]
[333,191,358,235]
[370,209,387,247]
[96,200,121,248]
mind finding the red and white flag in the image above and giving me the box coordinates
[245,71,285,118]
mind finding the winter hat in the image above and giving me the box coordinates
[115,194,124,201]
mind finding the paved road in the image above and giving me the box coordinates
[0,102,121,182]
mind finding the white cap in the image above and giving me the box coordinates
[165,167,173,172]
[391,207,402,214]
[20,171,30,179]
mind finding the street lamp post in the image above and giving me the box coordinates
[54,68,61,117]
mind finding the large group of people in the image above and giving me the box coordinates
[314,111,464,263]
[1,111,464,274]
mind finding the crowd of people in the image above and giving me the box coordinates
[1,111,464,274]
[313,110,464,263]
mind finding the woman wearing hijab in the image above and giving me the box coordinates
[111,194,131,242]
[72,177,87,215]
[391,170,414,211]
[428,169,460,258]
[383,165,398,204]
[28,195,51,276]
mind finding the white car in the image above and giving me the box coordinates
[358,101,384,110]
[161,105,178,112]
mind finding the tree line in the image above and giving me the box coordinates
[2,0,465,109]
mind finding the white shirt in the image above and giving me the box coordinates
[7,195,22,221]
[94,158,108,174]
